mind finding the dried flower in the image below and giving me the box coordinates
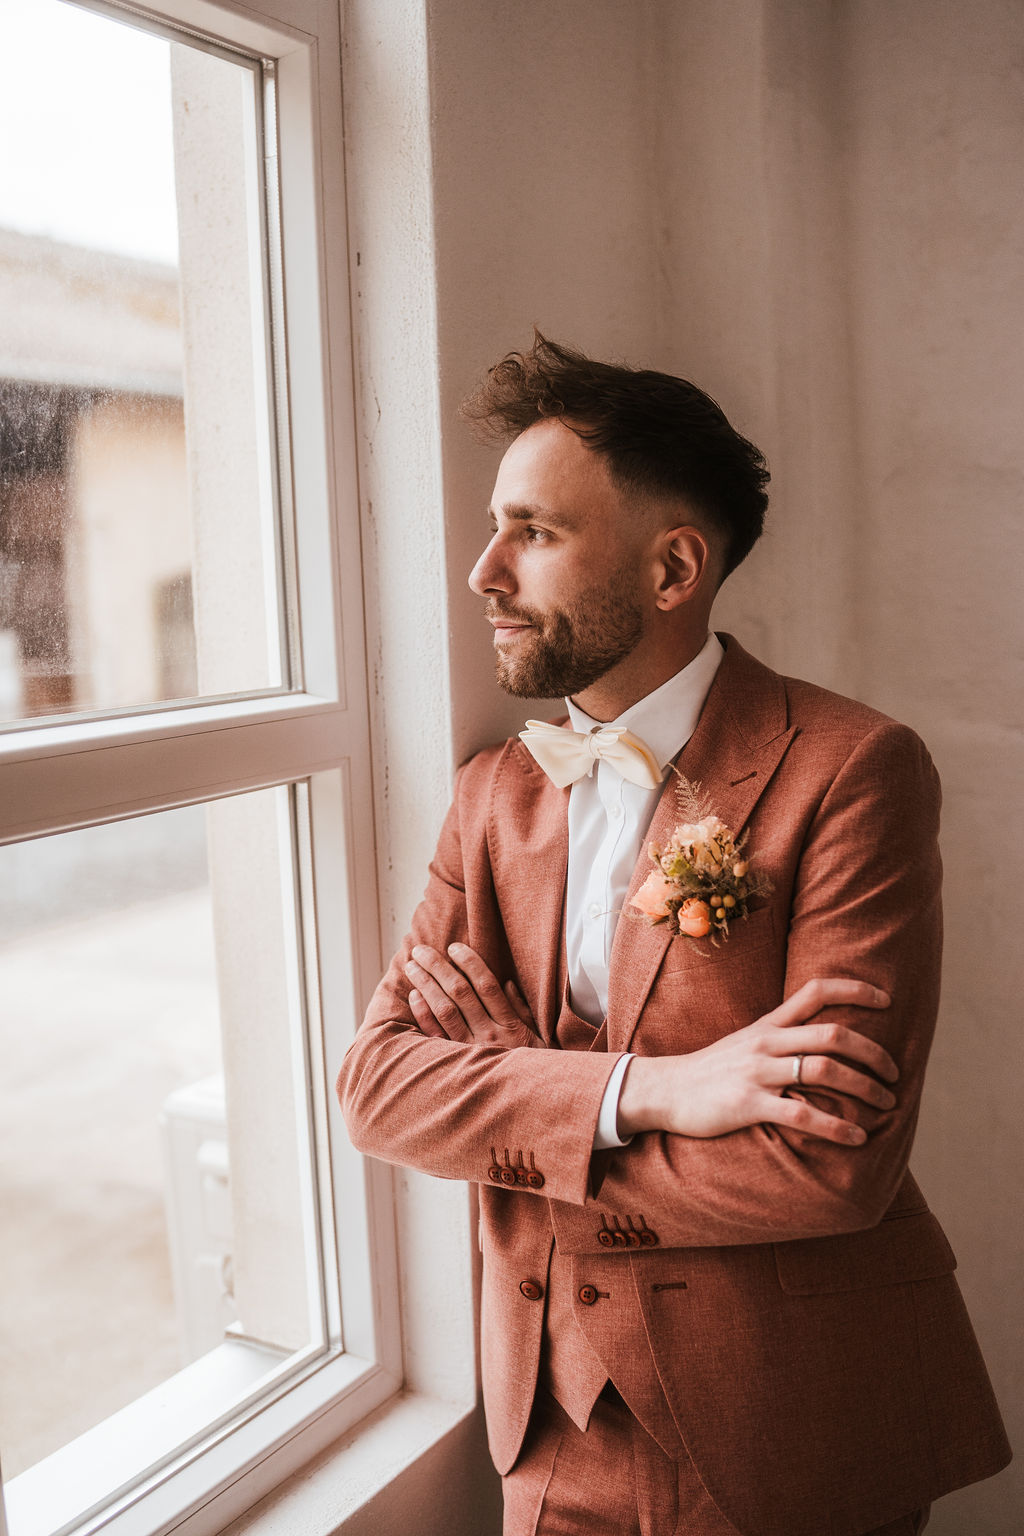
[628,773,772,946]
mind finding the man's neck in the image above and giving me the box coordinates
[569,633,712,723]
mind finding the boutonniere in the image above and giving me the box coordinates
[629,773,772,945]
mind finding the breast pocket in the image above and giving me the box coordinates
[642,906,785,1051]
[657,903,777,977]
[644,897,779,1044]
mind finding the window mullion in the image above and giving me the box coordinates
[0,702,359,844]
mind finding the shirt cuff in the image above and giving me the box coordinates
[592,1053,635,1150]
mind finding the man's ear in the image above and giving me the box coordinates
[654,525,716,611]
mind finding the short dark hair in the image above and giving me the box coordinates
[460,333,769,578]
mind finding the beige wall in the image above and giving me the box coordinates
[69,396,190,709]
[347,1,1021,1529]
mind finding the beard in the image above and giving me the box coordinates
[488,581,645,699]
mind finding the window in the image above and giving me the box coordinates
[0,3,400,1534]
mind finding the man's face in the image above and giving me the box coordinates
[468,419,650,700]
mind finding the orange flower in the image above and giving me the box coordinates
[678,898,712,938]
[630,871,676,920]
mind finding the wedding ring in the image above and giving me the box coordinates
[792,1054,805,1085]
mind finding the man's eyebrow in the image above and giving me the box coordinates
[486,501,575,530]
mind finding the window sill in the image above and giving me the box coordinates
[219,1389,499,1536]
[4,1344,401,1536]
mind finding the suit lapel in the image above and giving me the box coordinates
[607,635,797,1053]
[487,739,569,1046]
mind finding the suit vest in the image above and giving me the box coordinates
[539,981,683,1460]
[538,985,609,1430]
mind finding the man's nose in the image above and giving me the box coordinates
[468,536,513,596]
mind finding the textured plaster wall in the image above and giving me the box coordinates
[838,6,1024,1532]
[424,0,668,762]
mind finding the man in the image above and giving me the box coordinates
[338,337,1009,1535]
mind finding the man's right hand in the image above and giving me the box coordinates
[616,979,898,1146]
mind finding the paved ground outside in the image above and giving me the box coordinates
[0,888,221,1476]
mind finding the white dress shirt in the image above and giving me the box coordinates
[562,633,725,1147]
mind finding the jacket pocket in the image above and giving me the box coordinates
[658,903,777,976]
[774,1209,957,1295]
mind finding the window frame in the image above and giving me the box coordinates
[0,2,402,1533]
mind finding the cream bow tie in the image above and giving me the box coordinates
[518,720,664,790]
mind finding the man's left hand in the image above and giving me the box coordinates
[404,943,539,1047]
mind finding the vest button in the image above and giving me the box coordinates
[519,1279,544,1301]
[578,1285,598,1306]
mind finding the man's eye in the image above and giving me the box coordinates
[524,526,549,543]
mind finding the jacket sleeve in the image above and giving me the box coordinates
[336,752,620,1207]
[552,719,944,1252]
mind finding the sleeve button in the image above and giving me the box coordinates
[526,1170,545,1188]
[499,1168,518,1186]
[519,1279,544,1301]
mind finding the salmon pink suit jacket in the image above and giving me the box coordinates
[338,635,1010,1536]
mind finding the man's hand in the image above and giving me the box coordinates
[405,943,539,1048]
[405,951,896,1148]
[617,978,898,1146]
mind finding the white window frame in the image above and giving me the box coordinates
[0,2,407,1533]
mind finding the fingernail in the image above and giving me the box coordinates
[404,960,420,975]
[849,1125,867,1144]
[448,942,465,956]
[874,988,891,1005]
[408,988,420,1003]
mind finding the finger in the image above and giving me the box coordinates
[408,988,450,1040]
[409,946,493,1031]
[504,979,532,1025]
[761,1092,869,1146]
[444,943,530,1033]
[770,1020,899,1083]
[404,961,473,1042]
[769,978,891,1031]
[778,1054,897,1110]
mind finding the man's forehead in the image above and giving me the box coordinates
[490,420,617,516]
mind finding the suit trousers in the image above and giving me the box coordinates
[502,1387,931,1536]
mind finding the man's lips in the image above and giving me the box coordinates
[489,617,535,644]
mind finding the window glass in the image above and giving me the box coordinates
[0,0,285,723]
[0,788,321,1481]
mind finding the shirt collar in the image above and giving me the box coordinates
[565,632,725,774]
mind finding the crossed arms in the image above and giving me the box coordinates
[338,718,943,1247]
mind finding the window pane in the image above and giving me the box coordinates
[0,789,322,1483]
[0,0,285,723]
